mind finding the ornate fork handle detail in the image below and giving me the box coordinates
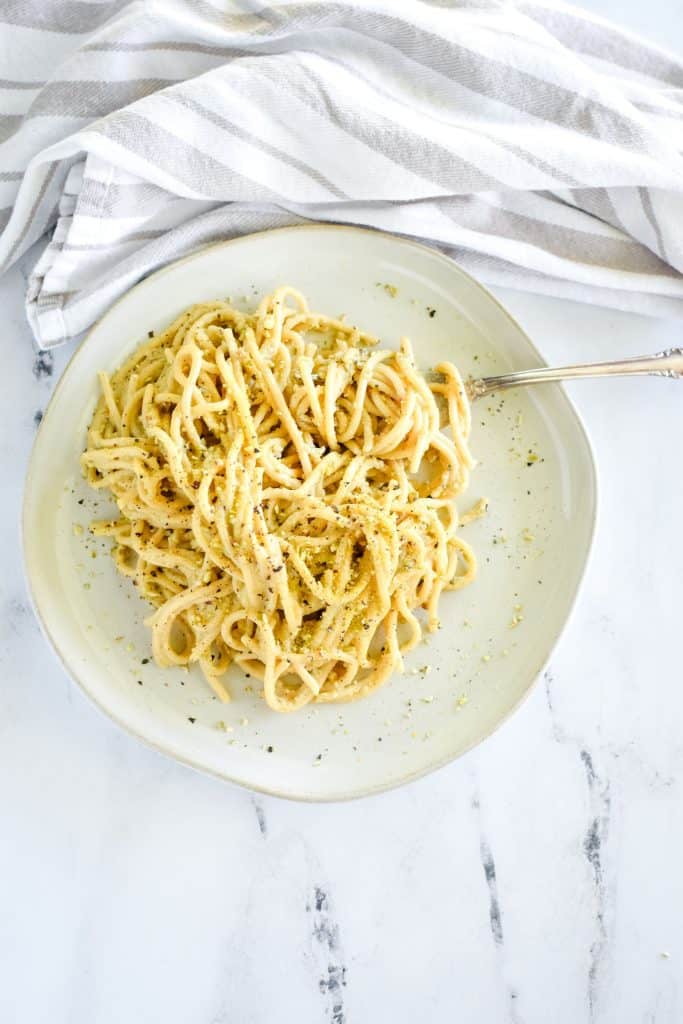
[656,347,683,378]
[467,346,683,400]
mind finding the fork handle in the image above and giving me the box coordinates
[470,347,683,399]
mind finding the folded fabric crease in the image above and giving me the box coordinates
[3,0,683,348]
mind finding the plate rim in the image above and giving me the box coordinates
[22,223,599,801]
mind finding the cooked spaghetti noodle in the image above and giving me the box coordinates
[81,287,477,712]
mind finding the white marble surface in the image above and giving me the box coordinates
[3,4,683,1021]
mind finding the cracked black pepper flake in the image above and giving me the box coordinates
[188,717,196,723]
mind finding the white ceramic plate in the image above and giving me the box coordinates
[23,226,596,801]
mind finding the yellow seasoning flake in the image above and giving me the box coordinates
[456,695,469,708]
[73,523,84,537]
[421,695,434,704]
[510,614,524,629]
[240,717,249,727]
[481,654,491,663]
[522,529,535,543]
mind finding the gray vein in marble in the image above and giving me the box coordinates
[581,749,611,1024]
[5,597,38,639]
[544,670,612,1023]
[606,742,676,791]
[32,349,53,379]
[543,669,564,743]
[546,669,677,791]
[480,836,504,945]
[250,795,267,837]
[581,748,597,790]
[472,793,525,1024]
[307,886,347,1024]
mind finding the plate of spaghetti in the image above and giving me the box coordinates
[24,226,596,800]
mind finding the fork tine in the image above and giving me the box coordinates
[425,368,479,401]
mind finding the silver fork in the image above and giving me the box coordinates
[429,347,683,400]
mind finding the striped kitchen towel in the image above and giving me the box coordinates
[3,0,683,348]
